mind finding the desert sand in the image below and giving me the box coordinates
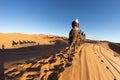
[0,33,120,80]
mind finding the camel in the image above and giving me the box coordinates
[78,31,86,44]
[19,40,23,45]
[12,40,18,47]
[27,40,31,44]
[23,40,27,44]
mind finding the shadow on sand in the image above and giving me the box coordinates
[108,42,120,54]
[0,39,68,79]
[0,56,5,80]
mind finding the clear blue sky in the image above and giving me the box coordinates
[0,0,120,42]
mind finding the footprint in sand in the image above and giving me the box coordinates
[98,56,101,58]
[106,66,109,69]
[101,60,104,62]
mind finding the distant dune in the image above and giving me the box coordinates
[0,33,68,49]
[0,33,120,80]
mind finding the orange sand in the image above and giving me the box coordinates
[0,33,120,80]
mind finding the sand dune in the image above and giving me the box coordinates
[0,33,120,80]
[0,33,68,68]
[60,42,120,80]
[0,33,68,49]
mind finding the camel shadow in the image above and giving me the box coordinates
[0,39,68,68]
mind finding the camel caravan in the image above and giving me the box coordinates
[79,30,86,41]
[12,40,38,47]
[69,19,86,48]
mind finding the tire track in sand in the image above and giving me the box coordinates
[98,44,120,79]
[70,44,85,80]
[80,44,90,80]
[93,44,115,80]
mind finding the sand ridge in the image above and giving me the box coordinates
[0,33,120,80]
[59,42,120,80]
[4,46,76,80]
[4,42,120,80]
[0,33,68,49]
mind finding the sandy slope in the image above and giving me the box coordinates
[3,41,120,80]
[0,33,120,80]
[0,33,68,68]
[60,42,120,80]
[0,33,67,49]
